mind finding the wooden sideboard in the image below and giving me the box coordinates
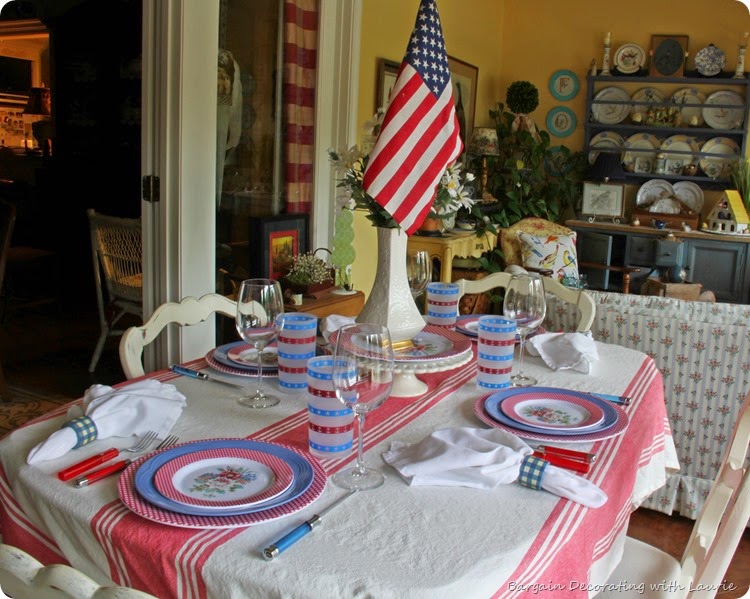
[566,219,750,303]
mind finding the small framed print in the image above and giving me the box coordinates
[249,214,309,279]
[581,182,625,218]
[548,69,579,101]
[649,35,689,77]
[376,58,400,111]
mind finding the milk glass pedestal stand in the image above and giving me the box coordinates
[391,350,473,398]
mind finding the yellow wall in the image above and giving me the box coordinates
[351,0,750,295]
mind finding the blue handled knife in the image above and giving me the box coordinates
[169,364,246,390]
[262,490,356,560]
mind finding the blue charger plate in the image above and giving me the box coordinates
[134,439,313,517]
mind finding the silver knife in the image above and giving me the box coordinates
[169,364,246,389]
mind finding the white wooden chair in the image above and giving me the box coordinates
[119,293,237,379]
[597,389,750,599]
[0,543,158,598]
[454,271,596,332]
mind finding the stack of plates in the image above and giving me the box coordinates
[205,341,279,377]
[118,438,326,528]
[473,387,629,443]
[455,315,542,344]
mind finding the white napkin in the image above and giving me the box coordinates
[320,314,355,343]
[27,380,187,464]
[382,427,607,508]
[526,331,599,374]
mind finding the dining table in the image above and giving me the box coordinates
[0,326,679,599]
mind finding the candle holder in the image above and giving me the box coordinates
[733,33,749,79]
[601,33,612,76]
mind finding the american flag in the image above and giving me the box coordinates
[362,0,463,235]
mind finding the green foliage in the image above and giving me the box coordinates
[731,158,750,211]
[505,81,539,115]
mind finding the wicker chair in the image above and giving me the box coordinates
[87,209,143,373]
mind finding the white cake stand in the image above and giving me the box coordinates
[391,348,473,397]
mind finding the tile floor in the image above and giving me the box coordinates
[1,301,748,595]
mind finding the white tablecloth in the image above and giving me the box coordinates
[0,341,678,598]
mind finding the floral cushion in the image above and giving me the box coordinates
[517,231,578,282]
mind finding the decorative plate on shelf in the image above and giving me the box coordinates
[614,43,646,74]
[546,106,577,137]
[672,181,704,213]
[548,69,579,101]
[699,137,740,178]
[636,179,674,207]
[623,133,660,174]
[591,87,630,125]
[660,135,700,176]
[629,87,666,120]
[671,88,706,127]
[694,44,726,77]
[587,131,625,164]
[703,90,745,130]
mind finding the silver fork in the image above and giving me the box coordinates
[124,430,158,453]
[154,434,179,451]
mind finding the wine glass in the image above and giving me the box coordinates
[406,250,431,299]
[503,273,546,387]
[235,278,285,408]
[331,323,395,491]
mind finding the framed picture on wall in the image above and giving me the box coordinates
[581,182,625,218]
[649,35,689,77]
[447,55,478,147]
[376,58,399,111]
[249,214,309,279]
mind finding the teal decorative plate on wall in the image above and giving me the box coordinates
[546,106,576,137]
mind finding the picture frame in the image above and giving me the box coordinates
[548,69,579,102]
[447,55,478,147]
[581,182,625,218]
[649,34,689,77]
[376,58,399,111]
[249,214,309,279]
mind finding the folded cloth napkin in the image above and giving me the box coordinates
[27,380,187,464]
[382,427,607,508]
[526,331,599,374]
[320,314,355,343]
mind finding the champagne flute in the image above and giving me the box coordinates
[406,250,431,301]
[503,273,546,387]
[235,278,285,408]
[331,323,394,491]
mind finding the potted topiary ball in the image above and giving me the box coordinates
[505,80,540,140]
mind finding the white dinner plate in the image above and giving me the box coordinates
[636,179,674,207]
[671,88,706,126]
[614,43,646,74]
[153,446,295,510]
[703,90,745,130]
[660,135,699,176]
[588,131,625,164]
[623,133,660,174]
[672,181,704,213]
[629,87,665,120]
[591,87,630,125]
[699,137,740,178]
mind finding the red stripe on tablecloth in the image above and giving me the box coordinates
[0,462,67,564]
[91,355,475,599]
[493,357,663,598]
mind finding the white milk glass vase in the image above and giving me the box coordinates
[356,227,426,343]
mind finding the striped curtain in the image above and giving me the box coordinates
[283,0,318,214]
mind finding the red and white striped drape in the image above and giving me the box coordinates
[282,0,318,214]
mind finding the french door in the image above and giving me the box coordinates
[139,0,361,371]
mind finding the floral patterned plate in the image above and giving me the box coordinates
[499,391,605,430]
[153,447,294,510]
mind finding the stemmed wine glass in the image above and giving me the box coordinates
[406,250,431,302]
[235,278,285,408]
[503,273,546,387]
[331,323,395,491]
